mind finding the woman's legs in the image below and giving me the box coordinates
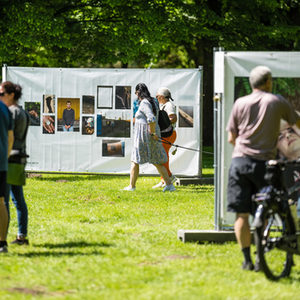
[154,164,171,186]
[0,197,8,245]
[10,185,28,238]
[161,131,177,179]
[129,162,139,188]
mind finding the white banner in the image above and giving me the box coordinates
[214,51,300,228]
[5,67,202,175]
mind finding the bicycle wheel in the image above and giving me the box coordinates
[255,211,294,280]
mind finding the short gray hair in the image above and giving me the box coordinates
[249,66,272,89]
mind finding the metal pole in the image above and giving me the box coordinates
[198,66,203,177]
[213,47,224,230]
[2,64,7,82]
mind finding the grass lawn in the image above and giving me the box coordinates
[1,150,300,299]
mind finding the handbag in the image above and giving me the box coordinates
[7,162,26,186]
[6,108,29,186]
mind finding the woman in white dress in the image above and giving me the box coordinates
[123,83,176,192]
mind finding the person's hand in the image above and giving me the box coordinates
[43,116,54,133]
[151,133,159,141]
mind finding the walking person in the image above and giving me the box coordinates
[0,85,14,253]
[226,66,300,270]
[1,81,30,245]
[153,87,177,189]
[123,83,176,192]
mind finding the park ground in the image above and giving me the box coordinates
[1,149,300,299]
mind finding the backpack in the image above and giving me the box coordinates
[158,108,173,138]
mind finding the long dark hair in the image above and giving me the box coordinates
[135,83,156,115]
[2,81,22,101]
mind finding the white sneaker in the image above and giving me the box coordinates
[163,184,176,192]
[152,181,165,189]
[0,245,8,253]
[123,186,136,191]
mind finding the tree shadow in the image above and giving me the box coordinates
[34,241,113,248]
[17,250,105,257]
[17,240,114,257]
[28,174,127,182]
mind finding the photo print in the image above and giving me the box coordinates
[102,139,125,157]
[42,115,55,134]
[96,111,130,138]
[235,77,300,111]
[97,86,113,109]
[97,114,102,137]
[43,94,55,113]
[179,106,194,127]
[82,95,95,114]
[25,102,40,126]
[57,98,80,132]
[115,86,131,109]
[82,116,95,135]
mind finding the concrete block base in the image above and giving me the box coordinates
[177,230,236,243]
[175,177,214,186]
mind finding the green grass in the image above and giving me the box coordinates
[1,159,300,299]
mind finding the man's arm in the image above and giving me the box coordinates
[228,131,237,146]
[8,130,14,157]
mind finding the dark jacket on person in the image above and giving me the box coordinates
[63,108,75,126]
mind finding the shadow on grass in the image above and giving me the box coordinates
[179,185,214,193]
[17,240,113,257]
[17,250,105,257]
[34,241,113,248]
[28,174,127,182]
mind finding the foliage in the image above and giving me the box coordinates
[1,0,300,68]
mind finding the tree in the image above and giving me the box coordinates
[1,0,300,145]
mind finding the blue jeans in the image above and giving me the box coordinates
[5,184,28,237]
[63,125,74,132]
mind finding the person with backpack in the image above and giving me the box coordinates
[2,81,30,246]
[123,83,176,192]
[0,86,13,253]
[153,87,177,189]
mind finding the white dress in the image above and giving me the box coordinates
[131,99,167,164]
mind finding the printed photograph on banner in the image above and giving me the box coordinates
[96,114,102,137]
[25,102,40,126]
[102,139,125,157]
[97,111,130,137]
[115,86,131,109]
[57,98,80,132]
[178,106,194,127]
[42,115,55,134]
[235,77,300,111]
[97,86,113,109]
[82,95,95,114]
[82,116,95,135]
[43,94,55,113]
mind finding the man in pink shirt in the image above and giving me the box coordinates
[226,65,300,271]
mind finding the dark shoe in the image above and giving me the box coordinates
[11,237,29,245]
[0,245,8,253]
[242,261,254,271]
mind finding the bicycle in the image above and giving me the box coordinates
[252,159,300,280]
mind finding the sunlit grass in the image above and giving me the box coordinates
[1,156,300,299]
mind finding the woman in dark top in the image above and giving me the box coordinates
[1,81,30,245]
